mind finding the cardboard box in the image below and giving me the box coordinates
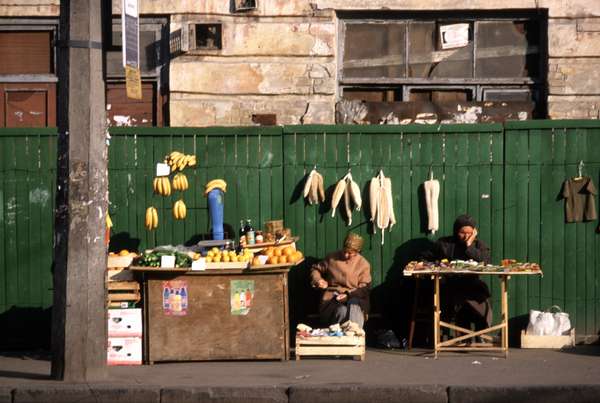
[108,308,142,337]
[107,337,142,366]
[521,329,575,349]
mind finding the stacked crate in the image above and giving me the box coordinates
[107,254,140,308]
[106,254,143,365]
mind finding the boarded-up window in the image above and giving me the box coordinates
[476,21,540,78]
[0,83,56,127]
[339,11,547,118]
[343,22,406,79]
[0,31,53,75]
[408,22,473,79]
[106,82,162,127]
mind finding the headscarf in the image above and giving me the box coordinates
[453,214,477,236]
[343,232,364,252]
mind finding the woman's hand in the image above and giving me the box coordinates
[466,228,478,247]
[336,293,348,302]
[317,279,328,289]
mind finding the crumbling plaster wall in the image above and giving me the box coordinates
[146,0,600,124]
[0,0,58,16]
[3,0,598,124]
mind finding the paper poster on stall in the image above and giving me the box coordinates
[230,280,254,316]
[162,280,188,316]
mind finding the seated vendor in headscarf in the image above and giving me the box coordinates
[424,214,492,331]
[310,233,372,329]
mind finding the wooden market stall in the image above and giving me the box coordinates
[131,261,300,363]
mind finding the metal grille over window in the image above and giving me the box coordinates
[338,11,547,123]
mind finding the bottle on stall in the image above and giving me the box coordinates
[239,220,246,245]
[245,219,256,245]
[255,230,264,244]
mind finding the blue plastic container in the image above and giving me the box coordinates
[207,188,225,240]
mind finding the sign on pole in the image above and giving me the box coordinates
[122,0,142,99]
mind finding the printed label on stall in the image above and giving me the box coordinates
[162,280,188,316]
[230,280,254,316]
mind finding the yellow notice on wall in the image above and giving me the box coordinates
[125,65,142,100]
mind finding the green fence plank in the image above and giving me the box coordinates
[15,135,31,306]
[527,129,542,312]
[3,135,19,308]
[27,135,43,306]
[246,135,260,237]
[538,128,554,309]
[563,129,578,325]
[552,129,567,309]
[585,128,600,336]
[0,154,5,313]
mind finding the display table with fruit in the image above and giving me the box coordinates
[131,243,305,363]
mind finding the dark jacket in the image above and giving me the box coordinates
[423,236,492,303]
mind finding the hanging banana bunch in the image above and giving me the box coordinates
[173,199,187,220]
[145,207,158,230]
[165,151,197,173]
[302,168,326,205]
[369,170,396,244]
[331,172,362,226]
[172,173,189,191]
[153,176,172,196]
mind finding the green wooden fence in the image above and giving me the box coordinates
[2,122,600,347]
[0,128,56,347]
[504,120,600,340]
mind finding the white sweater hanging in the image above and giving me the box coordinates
[424,178,440,234]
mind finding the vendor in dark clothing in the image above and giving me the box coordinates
[424,214,492,331]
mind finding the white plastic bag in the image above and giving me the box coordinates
[526,306,571,336]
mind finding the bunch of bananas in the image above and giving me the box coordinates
[173,199,187,220]
[153,176,172,196]
[204,179,227,196]
[145,207,158,230]
[172,173,189,191]
[165,151,196,172]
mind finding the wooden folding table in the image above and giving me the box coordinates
[404,264,542,358]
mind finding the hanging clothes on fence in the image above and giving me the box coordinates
[424,179,440,234]
[560,176,597,223]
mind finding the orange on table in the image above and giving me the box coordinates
[268,256,279,265]
[279,255,288,264]
[274,248,283,257]
[283,246,295,256]
[119,249,130,256]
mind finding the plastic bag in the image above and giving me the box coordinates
[526,306,571,336]
[375,330,406,349]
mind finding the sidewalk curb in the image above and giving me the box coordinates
[160,386,288,403]
[12,385,160,403]
[447,385,600,403]
[288,384,448,403]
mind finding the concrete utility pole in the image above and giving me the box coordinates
[52,0,108,381]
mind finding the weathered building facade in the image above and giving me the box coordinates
[1,0,599,125]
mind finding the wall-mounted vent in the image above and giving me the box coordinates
[234,0,258,12]
[187,23,222,51]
